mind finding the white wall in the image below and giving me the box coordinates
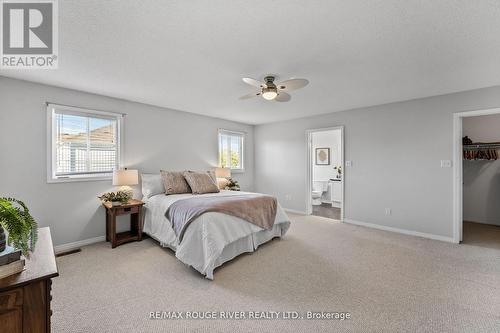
[0,77,254,246]
[255,85,500,240]
[312,130,341,181]
[463,114,500,226]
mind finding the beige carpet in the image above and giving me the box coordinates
[52,215,500,332]
[463,221,500,250]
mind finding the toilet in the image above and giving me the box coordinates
[312,181,327,205]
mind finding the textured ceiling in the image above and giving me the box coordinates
[2,0,500,124]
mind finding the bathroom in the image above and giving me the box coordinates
[310,128,343,220]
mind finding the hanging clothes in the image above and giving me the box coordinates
[462,137,500,161]
[463,148,499,160]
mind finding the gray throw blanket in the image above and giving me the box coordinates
[166,194,278,242]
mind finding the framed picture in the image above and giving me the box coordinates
[315,148,330,165]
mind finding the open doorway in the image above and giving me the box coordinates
[306,126,344,221]
[453,108,500,246]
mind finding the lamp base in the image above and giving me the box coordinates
[118,185,132,192]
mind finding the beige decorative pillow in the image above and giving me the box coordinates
[160,170,192,195]
[185,170,217,183]
[183,171,220,194]
[207,170,216,183]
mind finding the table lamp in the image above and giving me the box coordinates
[215,167,231,179]
[112,169,139,192]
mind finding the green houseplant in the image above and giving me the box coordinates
[0,197,38,257]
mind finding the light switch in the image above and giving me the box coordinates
[345,161,352,167]
[440,160,452,168]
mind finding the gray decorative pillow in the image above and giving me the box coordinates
[183,171,220,194]
[160,170,192,195]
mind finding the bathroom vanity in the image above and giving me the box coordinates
[328,179,342,208]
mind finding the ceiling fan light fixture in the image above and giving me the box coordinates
[262,87,278,100]
[240,75,308,102]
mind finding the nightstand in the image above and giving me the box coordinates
[102,199,144,248]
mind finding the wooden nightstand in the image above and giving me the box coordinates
[102,199,144,248]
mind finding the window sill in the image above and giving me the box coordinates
[47,175,112,184]
[230,169,245,174]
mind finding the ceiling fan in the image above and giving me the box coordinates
[239,75,309,102]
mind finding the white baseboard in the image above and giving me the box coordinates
[283,208,308,215]
[54,235,106,254]
[344,219,456,243]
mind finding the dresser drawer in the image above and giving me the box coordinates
[0,288,23,333]
[115,205,139,215]
[0,288,23,311]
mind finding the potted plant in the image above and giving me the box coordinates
[224,178,240,191]
[0,220,5,252]
[0,197,38,257]
[98,190,133,206]
[333,165,342,179]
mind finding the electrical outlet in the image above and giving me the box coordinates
[385,208,392,216]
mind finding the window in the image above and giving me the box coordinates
[218,129,244,171]
[47,104,122,182]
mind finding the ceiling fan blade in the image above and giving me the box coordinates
[277,78,309,91]
[239,92,261,100]
[242,77,267,88]
[275,92,291,102]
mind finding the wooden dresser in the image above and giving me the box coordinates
[0,228,59,333]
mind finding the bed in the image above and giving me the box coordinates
[142,180,291,279]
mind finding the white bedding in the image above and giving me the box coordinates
[143,190,290,279]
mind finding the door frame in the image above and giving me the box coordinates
[453,107,500,243]
[306,126,345,221]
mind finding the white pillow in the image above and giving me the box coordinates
[141,173,164,199]
[217,177,229,189]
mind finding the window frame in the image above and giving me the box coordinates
[46,103,124,183]
[218,129,245,173]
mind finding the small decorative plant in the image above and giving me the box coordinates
[333,165,342,178]
[0,197,38,257]
[224,178,240,191]
[98,190,133,205]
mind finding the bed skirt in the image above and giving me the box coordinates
[146,221,290,280]
[205,221,290,279]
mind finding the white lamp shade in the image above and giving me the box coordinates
[215,167,231,178]
[112,169,139,186]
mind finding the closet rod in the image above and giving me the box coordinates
[463,143,500,150]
